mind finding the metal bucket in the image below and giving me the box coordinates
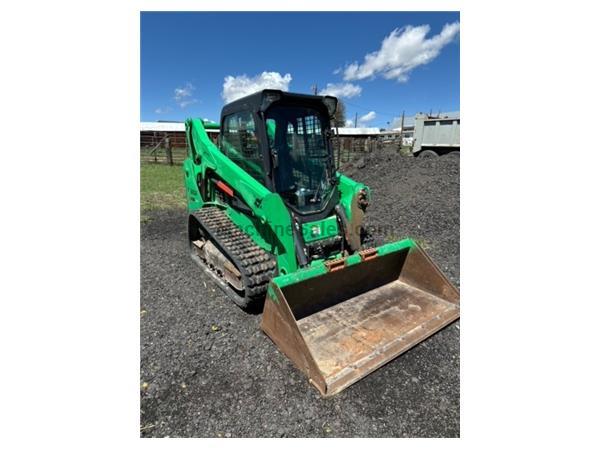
[261,240,459,396]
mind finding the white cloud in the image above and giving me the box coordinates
[318,82,362,98]
[178,99,198,108]
[343,22,460,82]
[222,71,292,104]
[174,82,197,108]
[154,106,172,114]
[358,111,377,123]
[174,83,194,100]
[345,119,354,127]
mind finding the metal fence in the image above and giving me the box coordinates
[333,137,381,166]
[141,133,384,166]
[141,130,220,165]
[140,145,187,165]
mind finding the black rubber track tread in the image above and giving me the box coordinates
[190,207,277,311]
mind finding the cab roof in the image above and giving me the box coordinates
[220,90,334,120]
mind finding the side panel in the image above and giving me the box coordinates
[260,192,298,274]
[453,120,460,146]
[337,174,369,248]
[301,216,339,243]
[412,116,460,152]
[418,119,460,149]
[337,174,368,220]
[183,158,203,211]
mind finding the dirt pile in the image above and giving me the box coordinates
[340,151,459,285]
[140,151,460,437]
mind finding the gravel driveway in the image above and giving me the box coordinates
[140,152,460,437]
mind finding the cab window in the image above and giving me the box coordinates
[221,111,265,183]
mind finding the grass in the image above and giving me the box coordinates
[141,163,186,218]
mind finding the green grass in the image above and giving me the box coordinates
[141,163,186,216]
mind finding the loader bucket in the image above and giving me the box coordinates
[261,239,459,397]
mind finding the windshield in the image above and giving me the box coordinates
[265,105,334,214]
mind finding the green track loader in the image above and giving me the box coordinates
[183,90,459,396]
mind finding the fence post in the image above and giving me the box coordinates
[153,132,158,162]
[165,136,173,166]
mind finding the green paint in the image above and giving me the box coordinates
[301,215,339,243]
[183,114,413,291]
[337,173,369,218]
[183,118,298,274]
[202,119,220,130]
[271,239,416,289]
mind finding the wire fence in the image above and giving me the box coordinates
[140,132,395,166]
[141,130,219,165]
[333,137,381,166]
[140,146,188,165]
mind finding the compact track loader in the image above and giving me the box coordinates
[183,90,459,396]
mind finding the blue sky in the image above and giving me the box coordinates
[141,12,459,128]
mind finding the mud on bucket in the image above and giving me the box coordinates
[261,239,460,397]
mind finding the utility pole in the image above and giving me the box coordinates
[311,84,318,95]
[354,112,358,128]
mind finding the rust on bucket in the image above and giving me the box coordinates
[261,243,459,396]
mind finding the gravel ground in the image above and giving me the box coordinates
[140,151,460,437]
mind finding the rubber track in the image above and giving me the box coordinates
[191,207,277,306]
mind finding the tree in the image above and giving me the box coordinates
[333,100,347,127]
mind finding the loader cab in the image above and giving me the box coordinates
[219,90,339,219]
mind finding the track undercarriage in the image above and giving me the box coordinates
[188,207,277,311]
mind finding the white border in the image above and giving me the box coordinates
[2,1,600,447]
